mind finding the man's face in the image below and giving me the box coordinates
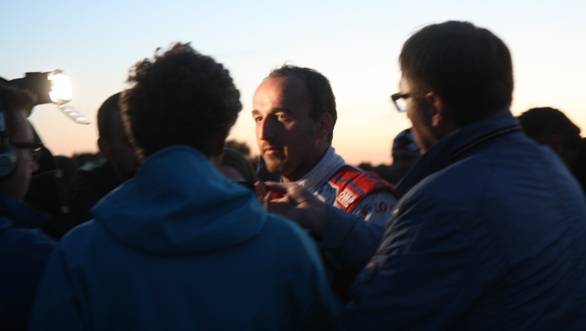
[399,76,437,153]
[252,76,325,181]
[11,112,39,200]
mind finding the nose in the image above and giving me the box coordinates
[258,117,278,142]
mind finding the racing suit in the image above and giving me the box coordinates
[293,147,397,298]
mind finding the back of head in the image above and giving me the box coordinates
[121,43,242,159]
[391,128,420,160]
[220,148,257,185]
[518,107,581,143]
[400,21,514,126]
[96,92,137,179]
[268,65,337,142]
[519,107,583,171]
[97,92,121,143]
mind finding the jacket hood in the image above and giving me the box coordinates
[92,146,266,255]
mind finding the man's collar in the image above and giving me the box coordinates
[396,110,521,196]
[293,147,346,193]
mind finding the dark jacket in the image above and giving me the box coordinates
[345,111,586,330]
[63,161,123,235]
[30,146,338,331]
[0,193,54,331]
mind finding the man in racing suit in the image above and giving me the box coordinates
[252,65,397,297]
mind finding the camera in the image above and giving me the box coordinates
[1,70,72,105]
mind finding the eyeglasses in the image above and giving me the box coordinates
[391,92,411,113]
[12,141,43,161]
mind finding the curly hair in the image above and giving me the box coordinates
[121,43,242,159]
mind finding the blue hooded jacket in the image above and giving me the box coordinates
[29,146,338,331]
[0,193,54,331]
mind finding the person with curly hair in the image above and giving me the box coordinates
[29,43,338,331]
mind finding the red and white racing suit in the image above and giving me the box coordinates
[294,147,397,225]
[293,147,397,298]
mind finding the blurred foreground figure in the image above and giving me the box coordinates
[266,21,586,330]
[64,92,138,236]
[519,106,586,194]
[30,43,337,331]
[0,83,54,331]
[213,148,258,190]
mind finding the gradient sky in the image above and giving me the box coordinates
[1,0,585,164]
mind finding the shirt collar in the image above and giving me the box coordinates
[293,147,346,192]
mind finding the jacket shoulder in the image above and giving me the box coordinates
[0,222,54,262]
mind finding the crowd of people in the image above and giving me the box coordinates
[1,20,586,330]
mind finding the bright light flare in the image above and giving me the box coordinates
[48,70,72,104]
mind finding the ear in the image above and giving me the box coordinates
[316,112,335,143]
[425,92,446,128]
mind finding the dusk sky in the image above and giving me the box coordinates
[2,0,585,164]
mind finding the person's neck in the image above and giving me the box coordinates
[282,145,330,182]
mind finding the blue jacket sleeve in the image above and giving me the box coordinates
[342,194,504,331]
[0,228,54,331]
[29,247,85,331]
[286,222,341,330]
[319,202,388,273]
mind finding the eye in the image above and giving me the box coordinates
[276,112,291,122]
[252,114,263,123]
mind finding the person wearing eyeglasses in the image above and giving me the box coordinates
[264,21,586,330]
[0,83,54,331]
[253,65,397,299]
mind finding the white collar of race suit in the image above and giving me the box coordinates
[292,146,346,193]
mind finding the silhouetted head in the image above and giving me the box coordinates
[391,128,420,161]
[212,148,257,190]
[97,92,137,179]
[122,43,242,160]
[396,21,513,152]
[519,107,582,168]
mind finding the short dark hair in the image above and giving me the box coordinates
[97,92,121,143]
[400,21,513,126]
[0,83,35,136]
[268,65,337,142]
[519,107,581,145]
[122,43,242,158]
